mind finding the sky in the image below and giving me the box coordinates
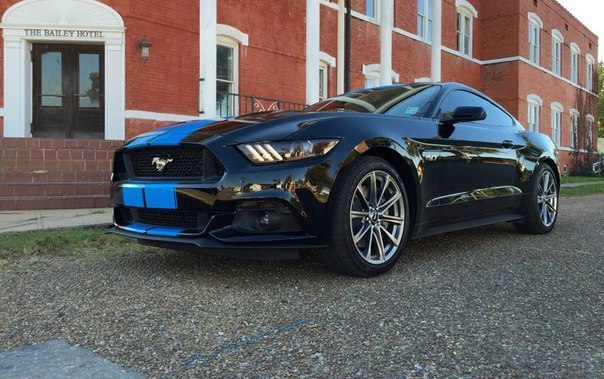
[555,0,604,61]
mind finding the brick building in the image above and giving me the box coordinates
[0,0,599,210]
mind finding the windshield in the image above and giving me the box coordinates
[304,84,440,116]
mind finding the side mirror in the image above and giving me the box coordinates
[438,106,487,138]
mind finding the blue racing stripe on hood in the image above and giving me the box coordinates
[149,119,222,146]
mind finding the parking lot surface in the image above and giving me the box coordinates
[0,195,603,377]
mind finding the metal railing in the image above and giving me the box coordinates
[216,92,307,118]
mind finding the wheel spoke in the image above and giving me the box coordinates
[377,175,391,207]
[380,214,404,225]
[365,228,374,260]
[373,226,386,262]
[355,185,370,210]
[370,172,378,206]
[351,210,370,219]
[353,223,371,244]
[378,192,402,212]
[380,225,399,247]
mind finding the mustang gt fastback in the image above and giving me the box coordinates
[109,83,560,276]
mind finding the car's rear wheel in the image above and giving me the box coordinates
[515,164,559,234]
[322,156,411,276]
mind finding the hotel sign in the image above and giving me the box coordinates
[24,29,105,38]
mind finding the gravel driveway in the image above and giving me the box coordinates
[1,195,603,377]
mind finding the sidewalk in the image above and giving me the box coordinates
[0,208,112,234]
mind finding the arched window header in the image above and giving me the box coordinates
[586,114,595,122]
[569,108,580,116]
[586,53,595,64]
[319,51,336,67]
[362,64,400,82]
[551,102,564,112]
[551,29,564,43]
[528,12,543,29]
[217,24,249,46]
[527,94,543,106]
[456,0,478,18]
[570,42,580,54]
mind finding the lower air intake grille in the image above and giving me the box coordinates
[136,209,200,229]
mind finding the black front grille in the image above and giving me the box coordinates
[125,146,224,179]
[136,209,200,229]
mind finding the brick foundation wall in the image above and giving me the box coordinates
[0,138,122,210]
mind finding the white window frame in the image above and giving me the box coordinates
[362,64,400,89]
[456,8,474,57]
[528,13,543,65]
[417,0,432,41]
[586,114,595,148]
[586,54,595,92]
[570,43,580,85]
[216,36,239,117]
[551,29,564,76]
[365,0,379,20]
[551,102,563,147]
[319,63,328,101]
[569,108,579,149]
[527,94,543,132]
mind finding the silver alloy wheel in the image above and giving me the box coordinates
[537,170,558,227]
[349,170,405,264]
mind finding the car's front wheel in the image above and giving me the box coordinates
[322,156,411,276]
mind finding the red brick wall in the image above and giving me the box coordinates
[0,137,121,210]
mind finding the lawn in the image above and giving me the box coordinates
[561,183,604,197]
[560,176,604,184]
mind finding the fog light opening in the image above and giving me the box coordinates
[257,211,272,231]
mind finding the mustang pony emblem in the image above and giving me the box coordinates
[151,157,173,172]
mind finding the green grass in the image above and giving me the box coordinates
[0,226,140,270]
[561,183,604,197]
[561,176,604,184]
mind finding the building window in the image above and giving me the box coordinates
[551,102,563,147]
[586,114,595,148]
[216,38,238,117]
[569,109,579,148]
[362,63,400,89]
[417,0,432,41]
[527,94,542,132]
[551,29,563,75]
[586,54,595,92]
[319,63,328,101]
[528,13,543,65]
[570,43,580,85]
[365,0,378,19]
[456,11,472,57]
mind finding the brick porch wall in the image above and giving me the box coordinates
[0,137,122,210]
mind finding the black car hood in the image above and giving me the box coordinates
[123,111,341,148]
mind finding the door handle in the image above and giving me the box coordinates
[502,140,514,148]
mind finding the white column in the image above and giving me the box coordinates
[337,0,345,94]
[306,0,320,105]
[3,37,29,137]
[200,0,217,118]
[380,0,393,85]
[430,0,442,82]
[105,37,126,140]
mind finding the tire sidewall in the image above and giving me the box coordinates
[528,164,559,233]
[330,157,411,275]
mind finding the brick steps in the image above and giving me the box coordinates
[0,137,122,210]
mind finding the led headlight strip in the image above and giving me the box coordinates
[237,139,339,164]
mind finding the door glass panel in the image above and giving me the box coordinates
[41,52,63,107]
[78,53,101,108]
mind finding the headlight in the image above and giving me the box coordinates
[237,139,339,164]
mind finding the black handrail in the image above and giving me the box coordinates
[216,92,307,118]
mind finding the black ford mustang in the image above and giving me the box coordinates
[110,83,559,276]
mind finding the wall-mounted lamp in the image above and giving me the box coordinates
[138,36,152,63]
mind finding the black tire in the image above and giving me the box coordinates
[514,164,559,234]
[321,156,411,277]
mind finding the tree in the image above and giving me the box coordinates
[598,62,604,138]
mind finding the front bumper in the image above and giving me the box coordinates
[110,147,336,250]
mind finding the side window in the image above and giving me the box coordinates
[385,86,440,117]
[437,90,513,126]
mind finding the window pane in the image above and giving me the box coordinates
[41,52,63,107]
[418,15,424,37]
[217,45,234,82]
[417,0,424,15]
[78,53,101,108]
[216,80,233,117]
[366,0,375,18]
